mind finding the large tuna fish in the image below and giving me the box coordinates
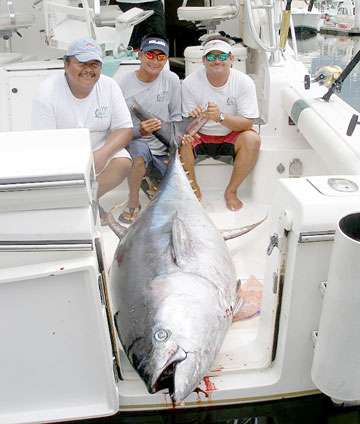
[108,102,264,404]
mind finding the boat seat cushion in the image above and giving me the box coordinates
[98,5,123,25]
[177,5,238,21]
[0,13,35,31]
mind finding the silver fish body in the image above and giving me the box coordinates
[110,151,239,403]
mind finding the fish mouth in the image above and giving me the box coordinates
[149,346,187,395]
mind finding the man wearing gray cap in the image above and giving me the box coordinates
[32,37,133,216]
[181,36,261,212]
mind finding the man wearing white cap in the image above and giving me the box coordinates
[32,37,133,213]
[181,36,261,212]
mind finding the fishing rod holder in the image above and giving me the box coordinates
[304,65,343,90]
[346,113,360,136]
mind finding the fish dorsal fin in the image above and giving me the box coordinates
[221,215,267,241]
[107,205,128,240]
[171,215,191,268]
[130,97,172,148]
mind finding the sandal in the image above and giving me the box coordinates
[118,205,141,224]
[141,177,159,200]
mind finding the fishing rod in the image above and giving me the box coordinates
[322,48,360,101]
[307,0,315,12]
[279,0,292,50]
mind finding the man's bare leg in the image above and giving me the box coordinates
[97,157,132,198]
[180,144,202,200]
[225,131,261,211]
[126,157,147,209]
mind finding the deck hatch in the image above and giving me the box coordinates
[298,231,335,243]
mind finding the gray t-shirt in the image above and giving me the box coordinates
[118,69,181,155]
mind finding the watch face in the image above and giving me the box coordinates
[220,113,225,122]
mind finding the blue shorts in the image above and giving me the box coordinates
[126,140,168,180]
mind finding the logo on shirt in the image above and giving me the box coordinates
[227,97,236,105]
[157,91,169,102]
[95,106,109,118]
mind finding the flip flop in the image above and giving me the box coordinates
[141,177,159,200]
[118,205,141,224]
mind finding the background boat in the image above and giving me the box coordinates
[291,0,323,33]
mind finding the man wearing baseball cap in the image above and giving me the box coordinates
[32,37,133,222]
[181,36,261,212]
[116,33,182,223]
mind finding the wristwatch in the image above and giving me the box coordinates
[219,112,225,122]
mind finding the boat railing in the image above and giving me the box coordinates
[244,0,298,63]
[244,0,280,63]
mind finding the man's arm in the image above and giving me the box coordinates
[181,78,201,118]
[31,97,56,130]
[168,73,182,122]
[93,127,133,175]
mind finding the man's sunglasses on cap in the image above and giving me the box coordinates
[144,51,167,61]
[205,53,230,61]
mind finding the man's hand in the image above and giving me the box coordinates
[93,147,109,175]
[205,101,221,122]
[140,118,162,136]
[189,102,221,122]
[181,133,200,146]
[189,106,205,118]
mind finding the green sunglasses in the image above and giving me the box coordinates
[205,53,230,61]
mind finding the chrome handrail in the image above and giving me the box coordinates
[244,0,281,64]
[6,0,16,25]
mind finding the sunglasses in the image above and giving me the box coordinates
[144,51,167,61]
[205,53,230,61]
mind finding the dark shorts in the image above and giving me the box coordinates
[126,139,168,180]
[193,131,241,165]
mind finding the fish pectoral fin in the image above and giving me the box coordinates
[233,295,244,318]
[174,116,207,147]
[171,215,192,268]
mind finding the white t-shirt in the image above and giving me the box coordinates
[182,67,259,136]
[119,69,181,155]
[32,72,133,158]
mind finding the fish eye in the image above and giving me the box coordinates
[154,329,169,342]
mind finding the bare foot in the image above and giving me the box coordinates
[225,190,243,211]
